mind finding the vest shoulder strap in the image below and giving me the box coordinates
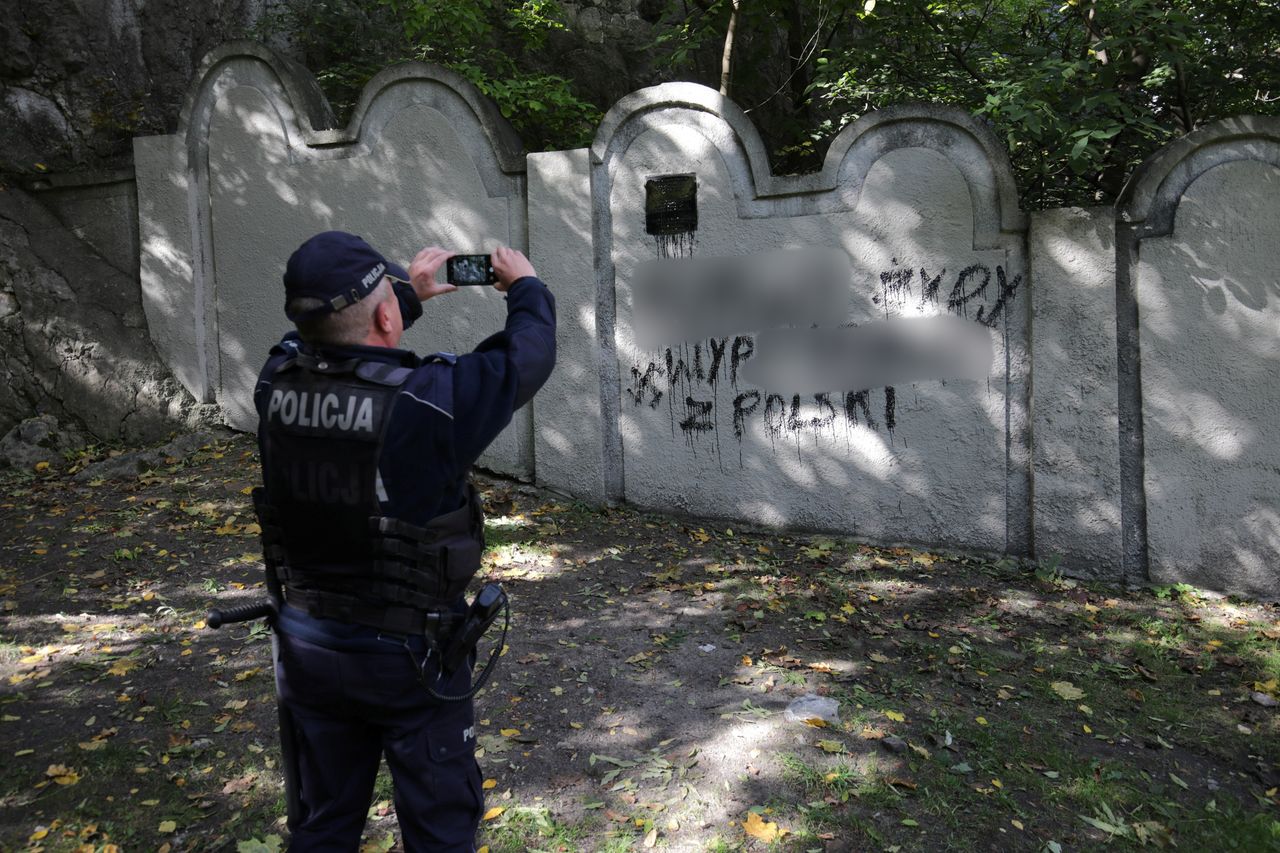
[355,361,415,387]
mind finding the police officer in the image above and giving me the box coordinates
[252,231,555,851]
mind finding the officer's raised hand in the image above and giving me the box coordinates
[491,246,536,293]
[408,246,457,301]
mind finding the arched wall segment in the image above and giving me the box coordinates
[1114,116,1280,597]
[133,43,1280,599]
[135,41,533,477]
[590,84,1031,555]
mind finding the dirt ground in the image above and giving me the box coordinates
[1,431,1278,852]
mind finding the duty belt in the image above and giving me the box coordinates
[252,487,481,636]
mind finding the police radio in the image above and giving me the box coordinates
[439,583,504,672]
[421,582,509,702]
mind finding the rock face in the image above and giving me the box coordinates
[549,1,666,115]
[0,186,216,442]
[0,0,268,177]
[72,428,229,481]
[0,414,86,470]
[0,0,669,439]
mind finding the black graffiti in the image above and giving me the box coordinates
[707,337,728,386]
[627,362,664,408]
[730,335,754,385]
[625,259,1022,455]
[763,393,788,438]
[843,389,878,430]
[665,347,692,387]
[975,266,1022,328]
[793,393,838,431]
[879,258,915,318]
[679,396,714,436]
[732,390,761,439]
[947,264,992,318]
[920,267,945,305]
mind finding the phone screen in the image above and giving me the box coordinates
[447,255,494,286]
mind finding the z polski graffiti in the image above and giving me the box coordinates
[624,259,1021,462]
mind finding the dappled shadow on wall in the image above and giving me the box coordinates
[1137,160,1280,596]
[604,122,1025,558]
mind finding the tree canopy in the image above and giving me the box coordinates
[259,0,1280,208]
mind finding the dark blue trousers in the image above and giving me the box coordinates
[274,630,482,852]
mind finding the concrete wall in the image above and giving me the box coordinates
[1028,208,1121,578]
[589,90,1029,555]
[134,43,1280,599]
[1116,119,1280,599]
[135,42,531,477]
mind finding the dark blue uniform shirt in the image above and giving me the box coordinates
[253,276,556,652]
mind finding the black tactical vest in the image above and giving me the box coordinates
[258,351,484,634]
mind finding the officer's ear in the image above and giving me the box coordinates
[372,296,396,335]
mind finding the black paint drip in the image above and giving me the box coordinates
[654,231,696,259]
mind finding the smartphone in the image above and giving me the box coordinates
[447,254,496,286]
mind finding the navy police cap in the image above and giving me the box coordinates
[283,231,409,322]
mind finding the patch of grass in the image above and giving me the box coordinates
[151,692,186,724]
[1049,758,1142,812]
[373,764,395,802]
[481,805,592,852]
[78,741,141,777]
[1243,636,1280,683]
[0,638,23,664]
[1172,797,1280,851]
[651,628,687,649]
[780,753,863,804]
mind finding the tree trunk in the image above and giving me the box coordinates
[720,0,741,97]
[786,0,811,122]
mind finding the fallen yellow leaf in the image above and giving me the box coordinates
[482,807,505,821]
[1050,681,1085,701]
[976,716,989,726]
[743,810,783,843]
[884,710,905,722]
[158,820,176,833]
[45,764,80,785]
[482,779,497,790]
[499,728,520,737]
[107,659,137,677]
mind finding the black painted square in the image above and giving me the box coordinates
[645,174,698,236]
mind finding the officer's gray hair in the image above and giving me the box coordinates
[288,278,393,345]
